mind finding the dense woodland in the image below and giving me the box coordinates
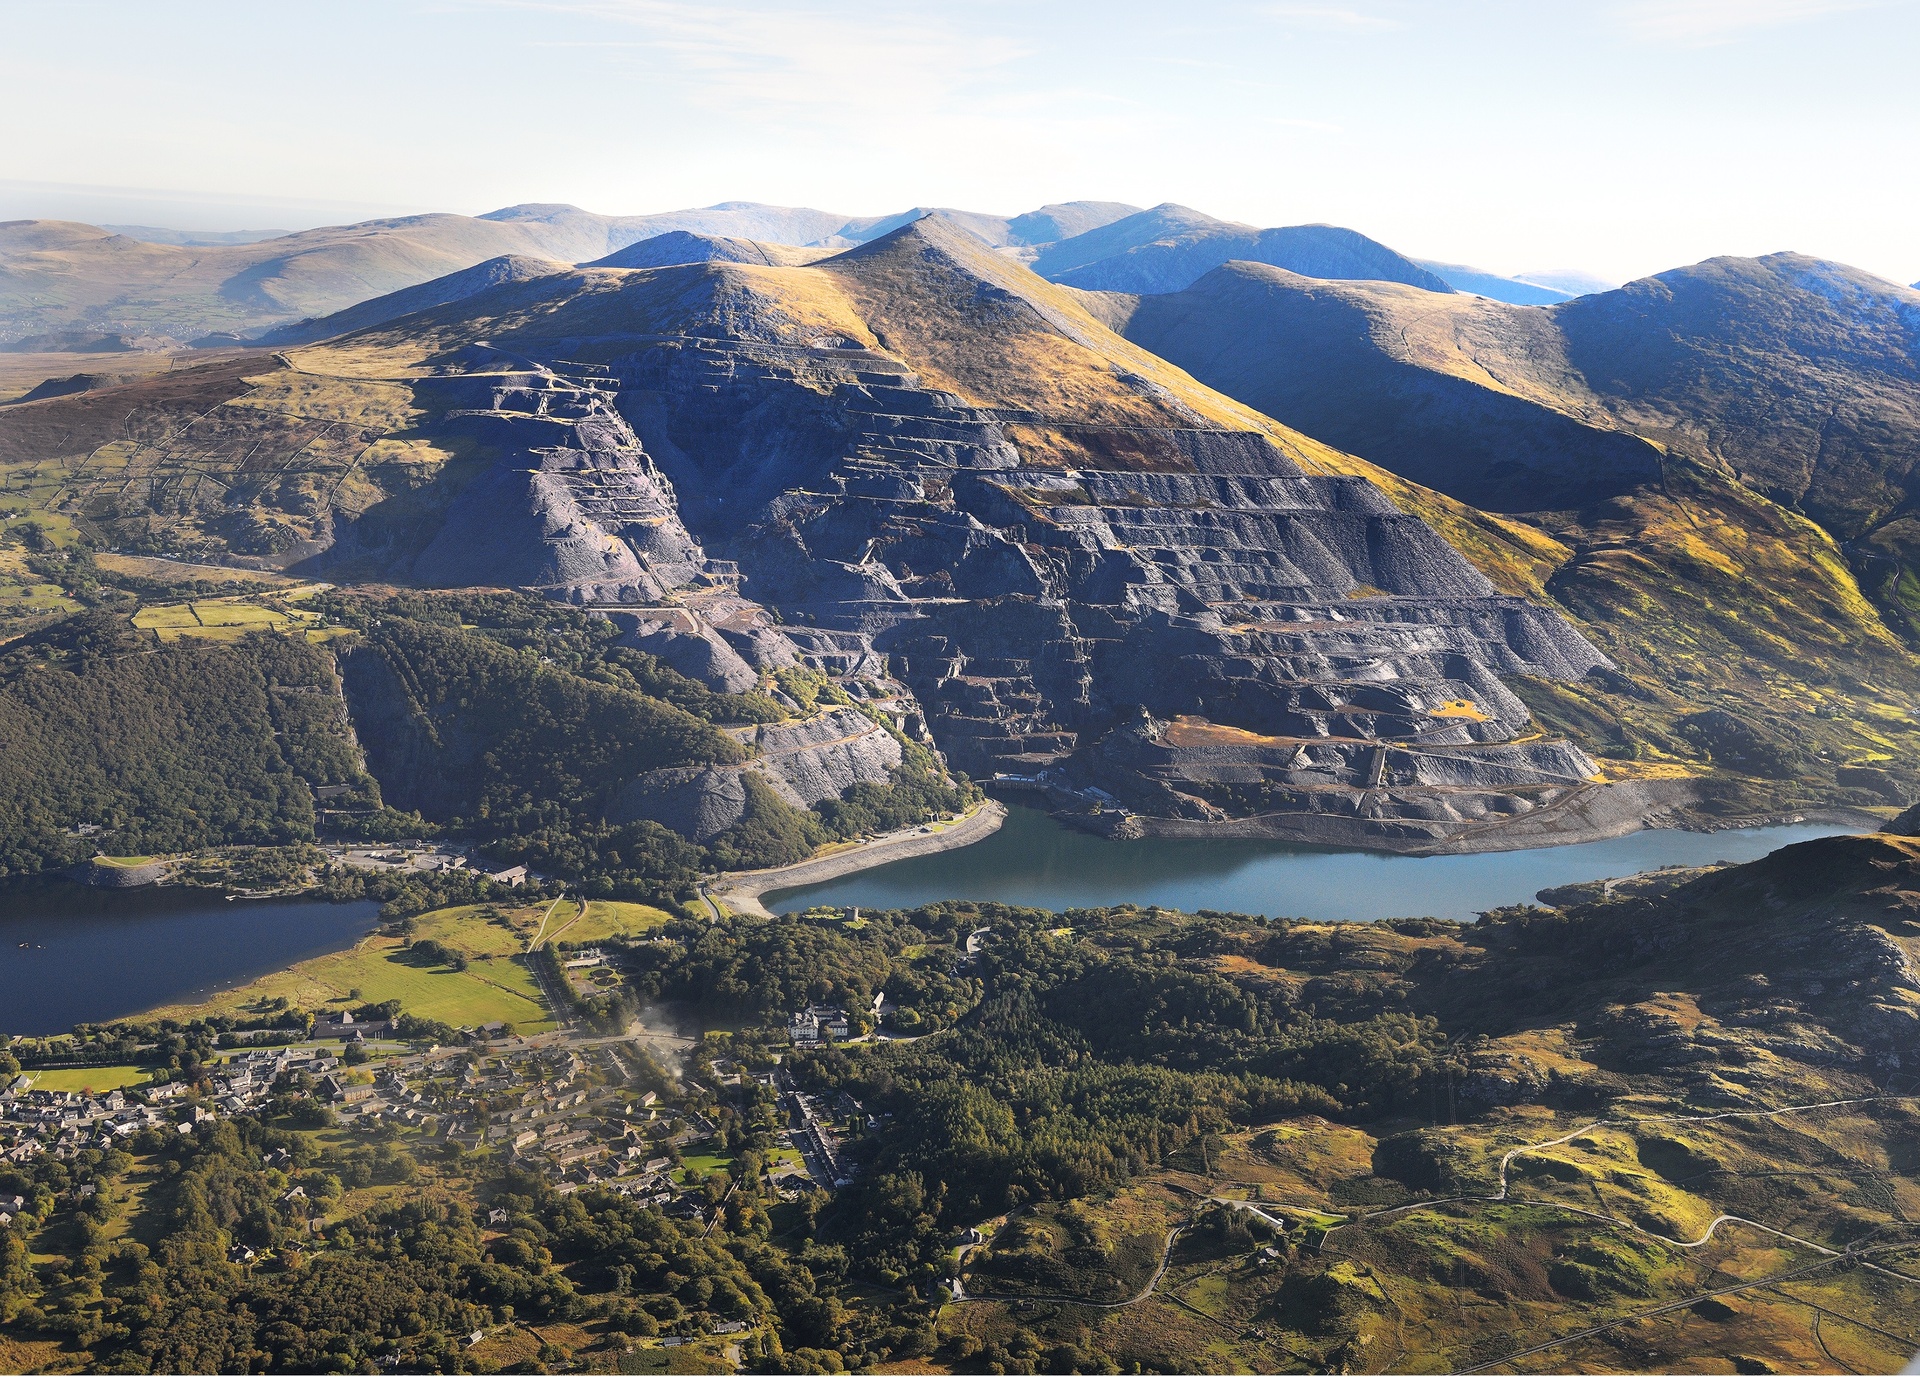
[0,614,363,878]
[322,593,974,895]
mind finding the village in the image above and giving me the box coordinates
[0,993,878,1231]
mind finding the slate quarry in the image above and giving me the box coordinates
[337,218,1614,847]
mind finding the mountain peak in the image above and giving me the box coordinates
[478,203,589,222]
[586,230,828,270]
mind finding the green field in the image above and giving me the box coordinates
[28,1065,152,1093]
[678,1151,734,1183]
[143,902,556,1032]
[131,591,341,643]
[546,898,673,946]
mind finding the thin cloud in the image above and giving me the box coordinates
[1612,0,1878,43]
[1261,4,1400,31]
[481,0,1029,116]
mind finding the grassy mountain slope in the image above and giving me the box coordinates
[1023,202,1234,277]
[323,216,1562,593]
[0,220,1607,644]
[256,254,570,346]
[1552,255,1920,626]
[1111,258,1920,808]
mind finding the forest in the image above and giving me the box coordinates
[0,612,359,877]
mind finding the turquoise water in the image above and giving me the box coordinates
[768,805,1857,923]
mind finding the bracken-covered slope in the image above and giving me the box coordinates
[1108,256,1920,813]
[277,216,1613,848]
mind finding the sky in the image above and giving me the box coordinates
[2,0,1916,285]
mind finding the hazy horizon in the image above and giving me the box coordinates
[3,0,1918,286]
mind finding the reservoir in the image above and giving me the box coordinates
[0,880,380,1036]
[1,814,1862,1035]
[769,805,1859,923]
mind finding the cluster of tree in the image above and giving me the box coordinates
[0,585,975,898]
[728,903,1495,1281]
[0,613,337,877]
[706,743,978,874]
[403,938,468,971]
[620,906,983,1034]
[317,589,783,726]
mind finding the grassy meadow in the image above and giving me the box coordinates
[141,901,560,1033]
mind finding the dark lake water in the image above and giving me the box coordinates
[769,805,1858,923]
[0,879,380,1036]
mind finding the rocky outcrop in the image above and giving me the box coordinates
[611,765,751,841]
[743,706,903,807]
[611,706,903,842]
[603,608,761,694]
[408,369,707,598]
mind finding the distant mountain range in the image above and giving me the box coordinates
[0,198,1611,346]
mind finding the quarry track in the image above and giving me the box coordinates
[709,800,1007,918]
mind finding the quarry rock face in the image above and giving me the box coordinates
[351,217,1619,847]
[613,706,904,843]
[379,366,907,846]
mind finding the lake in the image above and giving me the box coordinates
[769,805,1859,922]
[0,879,380,1036]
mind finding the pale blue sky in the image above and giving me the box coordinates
[3,0,1915,285]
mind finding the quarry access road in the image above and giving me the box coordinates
[708,800,1006,918]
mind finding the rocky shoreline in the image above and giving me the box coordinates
[1066,779,1880,855]
[709,800,1009,918]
